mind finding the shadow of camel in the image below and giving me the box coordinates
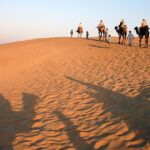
[89,44,110,49]
[53,110,93,150]
[65,76,150,147]
[0,93,38,150]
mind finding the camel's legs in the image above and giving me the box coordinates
[124,37,126,45]
[121,37,124,44]
[144,37,146,48]
[145,37,148,48]
[103,33,105,41]
[121,38,123,44]
[99,33,102,40]
[119,36,121,44]
[139,37,142,47]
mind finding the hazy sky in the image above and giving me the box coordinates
[0,0,150,43]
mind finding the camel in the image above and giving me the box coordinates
[76,27,83,38]
[134,26,149,48]
[97,26,106,40]
[115,25,127,44]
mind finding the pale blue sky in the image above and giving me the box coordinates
[0,0,150,43]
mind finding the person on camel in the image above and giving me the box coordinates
[141,19,148,28]
[119,19,126,28]
[98,20,105,29]
[78,23,82,29]
[140,19,148,32]
[119,19,127,32]
[78,23,83,33]
[77,23,83,38]
[79,22,82,28]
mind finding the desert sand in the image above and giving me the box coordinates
[0,37,150,150]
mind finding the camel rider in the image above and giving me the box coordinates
[79,23,82,28]
[98,20,105,29]
[141,19,148,28]
[78,23,83,33]
[119,19,127,32]
[120,19,126,28]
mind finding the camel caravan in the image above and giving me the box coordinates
[74,19,149,48]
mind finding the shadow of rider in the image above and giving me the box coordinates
[0,93,38,150]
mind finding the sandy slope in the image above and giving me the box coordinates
[0,38,150,150]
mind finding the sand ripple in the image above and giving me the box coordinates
[0,38,149,149]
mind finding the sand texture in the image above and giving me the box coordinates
[0,38,150,150]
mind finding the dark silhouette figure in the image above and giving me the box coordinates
[115,26,127,44]
[86,31,89,39]
[65,76,150,148]
[53,110,93,150]
[70,29,73,38]
[134,26,149,48]
[0,93,38,150]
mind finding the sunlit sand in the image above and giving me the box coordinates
[0,38,149,149]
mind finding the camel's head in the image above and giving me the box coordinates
[115,26,118,30]
[134,27,140,35]
[97,26,100,31]
[115,26,119,33]
[134,27,138,31]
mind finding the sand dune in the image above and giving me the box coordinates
[0,38,150,150]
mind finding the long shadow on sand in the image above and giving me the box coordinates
[53,110,93,150]
[65,76,150,148]
[88,38,121,47]
[89,44,110,49]
[0,93,38,150]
